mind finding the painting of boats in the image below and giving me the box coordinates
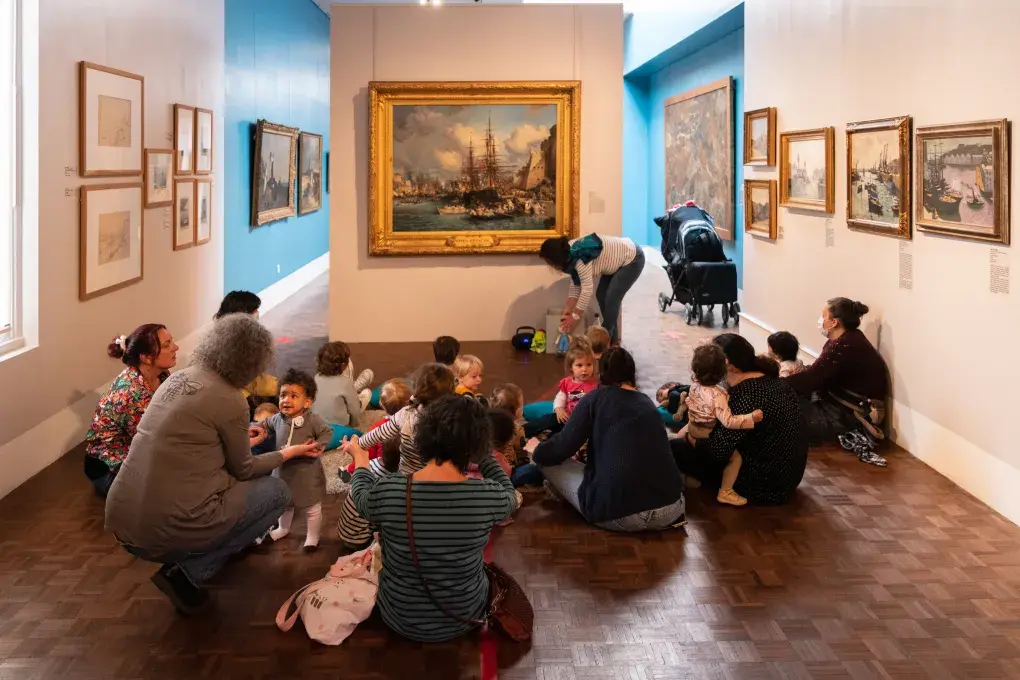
[779,127,835,213]
[744,179,777,239]
[846,116,911,238]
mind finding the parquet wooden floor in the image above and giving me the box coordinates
[3,258,1020,679]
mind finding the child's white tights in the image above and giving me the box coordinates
[269,503,323,550]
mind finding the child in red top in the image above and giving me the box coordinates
[339,379,410,482]
[524,340,599,438]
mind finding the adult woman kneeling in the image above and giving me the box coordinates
[526,347,686,531]
[105,314,324,615]
[670,334,807,505]
[344,395,516,642]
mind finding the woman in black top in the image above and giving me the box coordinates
[670,334,807,506]
[526,347,686,531]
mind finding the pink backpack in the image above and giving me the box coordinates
[275,540,382,645]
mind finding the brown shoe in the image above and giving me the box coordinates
[717,488,747,506]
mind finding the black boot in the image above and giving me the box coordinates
[150,564,211,616]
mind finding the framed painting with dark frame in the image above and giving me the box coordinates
[194,107,214,175]
[173,179,196,250]
[79,183,143,300]
[195,179,212,245]
[143,148,174,208]
[846,116,912,239]
[744,107,776,165]
[174,104,196,175]
[744,179,777,239]
[915,119,1010,245]
[251,119,298,226]
[78,62,144,177]
[779,126,835,213]
[298,131,323,215]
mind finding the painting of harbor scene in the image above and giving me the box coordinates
[846,117,910,238]
[779,127,834,213]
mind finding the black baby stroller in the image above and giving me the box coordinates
[655,201,740,326]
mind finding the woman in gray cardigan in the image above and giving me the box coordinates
[105,314,324,615]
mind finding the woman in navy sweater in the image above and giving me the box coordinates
[526,347,686,531]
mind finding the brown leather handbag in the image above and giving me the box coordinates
[404,476,533,641]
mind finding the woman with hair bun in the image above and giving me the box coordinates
[83,324,178,497]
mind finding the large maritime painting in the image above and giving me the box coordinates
[369,81,580,256]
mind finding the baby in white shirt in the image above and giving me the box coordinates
[767,331,804,378]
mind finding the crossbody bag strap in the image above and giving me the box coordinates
[405,475,486,626]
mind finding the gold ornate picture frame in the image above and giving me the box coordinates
[779,126,835,213]
[915,119,1010,245]
[368,81,581,256]
[846,116,912,239]
[744,179,777,239]
[251,119,298,226]
[744,107,776,166]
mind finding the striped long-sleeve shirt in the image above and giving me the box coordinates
[356,404,424,474]
[350,456,516,642]
[568,235,638,312]
[337,457,391,547]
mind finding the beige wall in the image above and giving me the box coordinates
[740,0,1020,524]
[329,4,624,342]
[0,0,225,499]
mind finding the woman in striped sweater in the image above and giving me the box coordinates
[539,233,645,344]
[345,395,517,642]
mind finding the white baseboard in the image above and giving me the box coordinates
[256,253,330,316]
[738,312,819,360]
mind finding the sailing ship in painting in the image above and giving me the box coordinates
[789,153,826,201]
[920,138,994,226]
[850,135,902,224]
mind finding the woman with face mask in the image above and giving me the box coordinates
[784,297,889,464]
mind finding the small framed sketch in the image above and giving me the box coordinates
[298,131,323,215]
[143,148,174,208]
[779,126,835,213]
[915,119,1011,245]
[174,104,196,175]
[846,116,912,239]
[78,62,144,177]
[79,183,143,300]
[744,179,778,239]
[195,179,212,245]
[195,108,214,175]
[251,119,298,226]
[173,179,195,250]
[744,107,776,165]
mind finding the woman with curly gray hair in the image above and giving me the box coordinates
[105,314,324,615]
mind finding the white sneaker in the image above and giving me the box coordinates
[354,369,374,392]
[359,389,371,410]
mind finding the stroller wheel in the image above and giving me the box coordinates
[696,304,704,325]
[658,292,670,313]
[684,304,696,325]
[721,304,730,326]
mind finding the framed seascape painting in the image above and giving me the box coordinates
[143,148,173,208]
[251,119,298,226]
[195,108,214,175]
[79,184,143,300]
[298,131,323,215]
[780,127,835,213]
[915,119,1011,244]
[846,116,911,239]
[174,179,195,250]
[78,62,144,177]
[744,107,776,165]
[665,77,734,240]
[368,81,581,256]
[744,179,777,239]
[195,179,212,245]
[174,104,195,175]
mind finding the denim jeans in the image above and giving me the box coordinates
[84,454,118,498]
[595,248,645,343]
[121,475,290,585]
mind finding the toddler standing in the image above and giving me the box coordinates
[767,331,804,378]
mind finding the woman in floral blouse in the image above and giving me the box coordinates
[84,324,178,497]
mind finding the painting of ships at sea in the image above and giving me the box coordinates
[846,116,912,239]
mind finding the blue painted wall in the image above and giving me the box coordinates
[622,76,650,246]
[224,0,330,294]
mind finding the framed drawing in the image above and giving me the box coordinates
[174,104,195,175]
[195,179,212,245]
[744,107,776,165]
[298,131,323,215]
[744,179,777,239]
[665,77,734,240]
[195,107,214,175]
[143,148,174,208]
[369,80,581,256]
[79,183,143,300]
[78,62,144,177]
[846,116,911,239]
[251,119,298,226]
[173,179,195,250]
[779,126,835,213]
[916,119,1010,245]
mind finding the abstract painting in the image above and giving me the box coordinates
[744,107,776,165]
[79,183,143,300]
[195,179,212,245]
[174,104,195,175]
[665,77,734,240]
[78,62,143,177]
[195,108,214,175]
[779,127,835,213]
[298,131,322,215]
[744,179,777,239]
[251,119,298,226]
[174,179,195,250]
[915,119,1011,244]
[144,148,173,208]
[369,81,580,255]
[846,116,911,238]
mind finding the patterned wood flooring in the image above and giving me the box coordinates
[2,261,1020,679]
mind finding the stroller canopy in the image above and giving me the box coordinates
[654,202,727,267]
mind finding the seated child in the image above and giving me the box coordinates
[339,378,411,483]
[767,331,804,378]
[483,409,523,525]
[336,438,400,550]
[251,402,279,455]
[677,344,763,508]
[524,340,598,438]
[453,354,488,404]
[433,335,460,367]
[585,326,611,366]
[260,369,333,551]
[311,341,372,429]
[489,383,525,467]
